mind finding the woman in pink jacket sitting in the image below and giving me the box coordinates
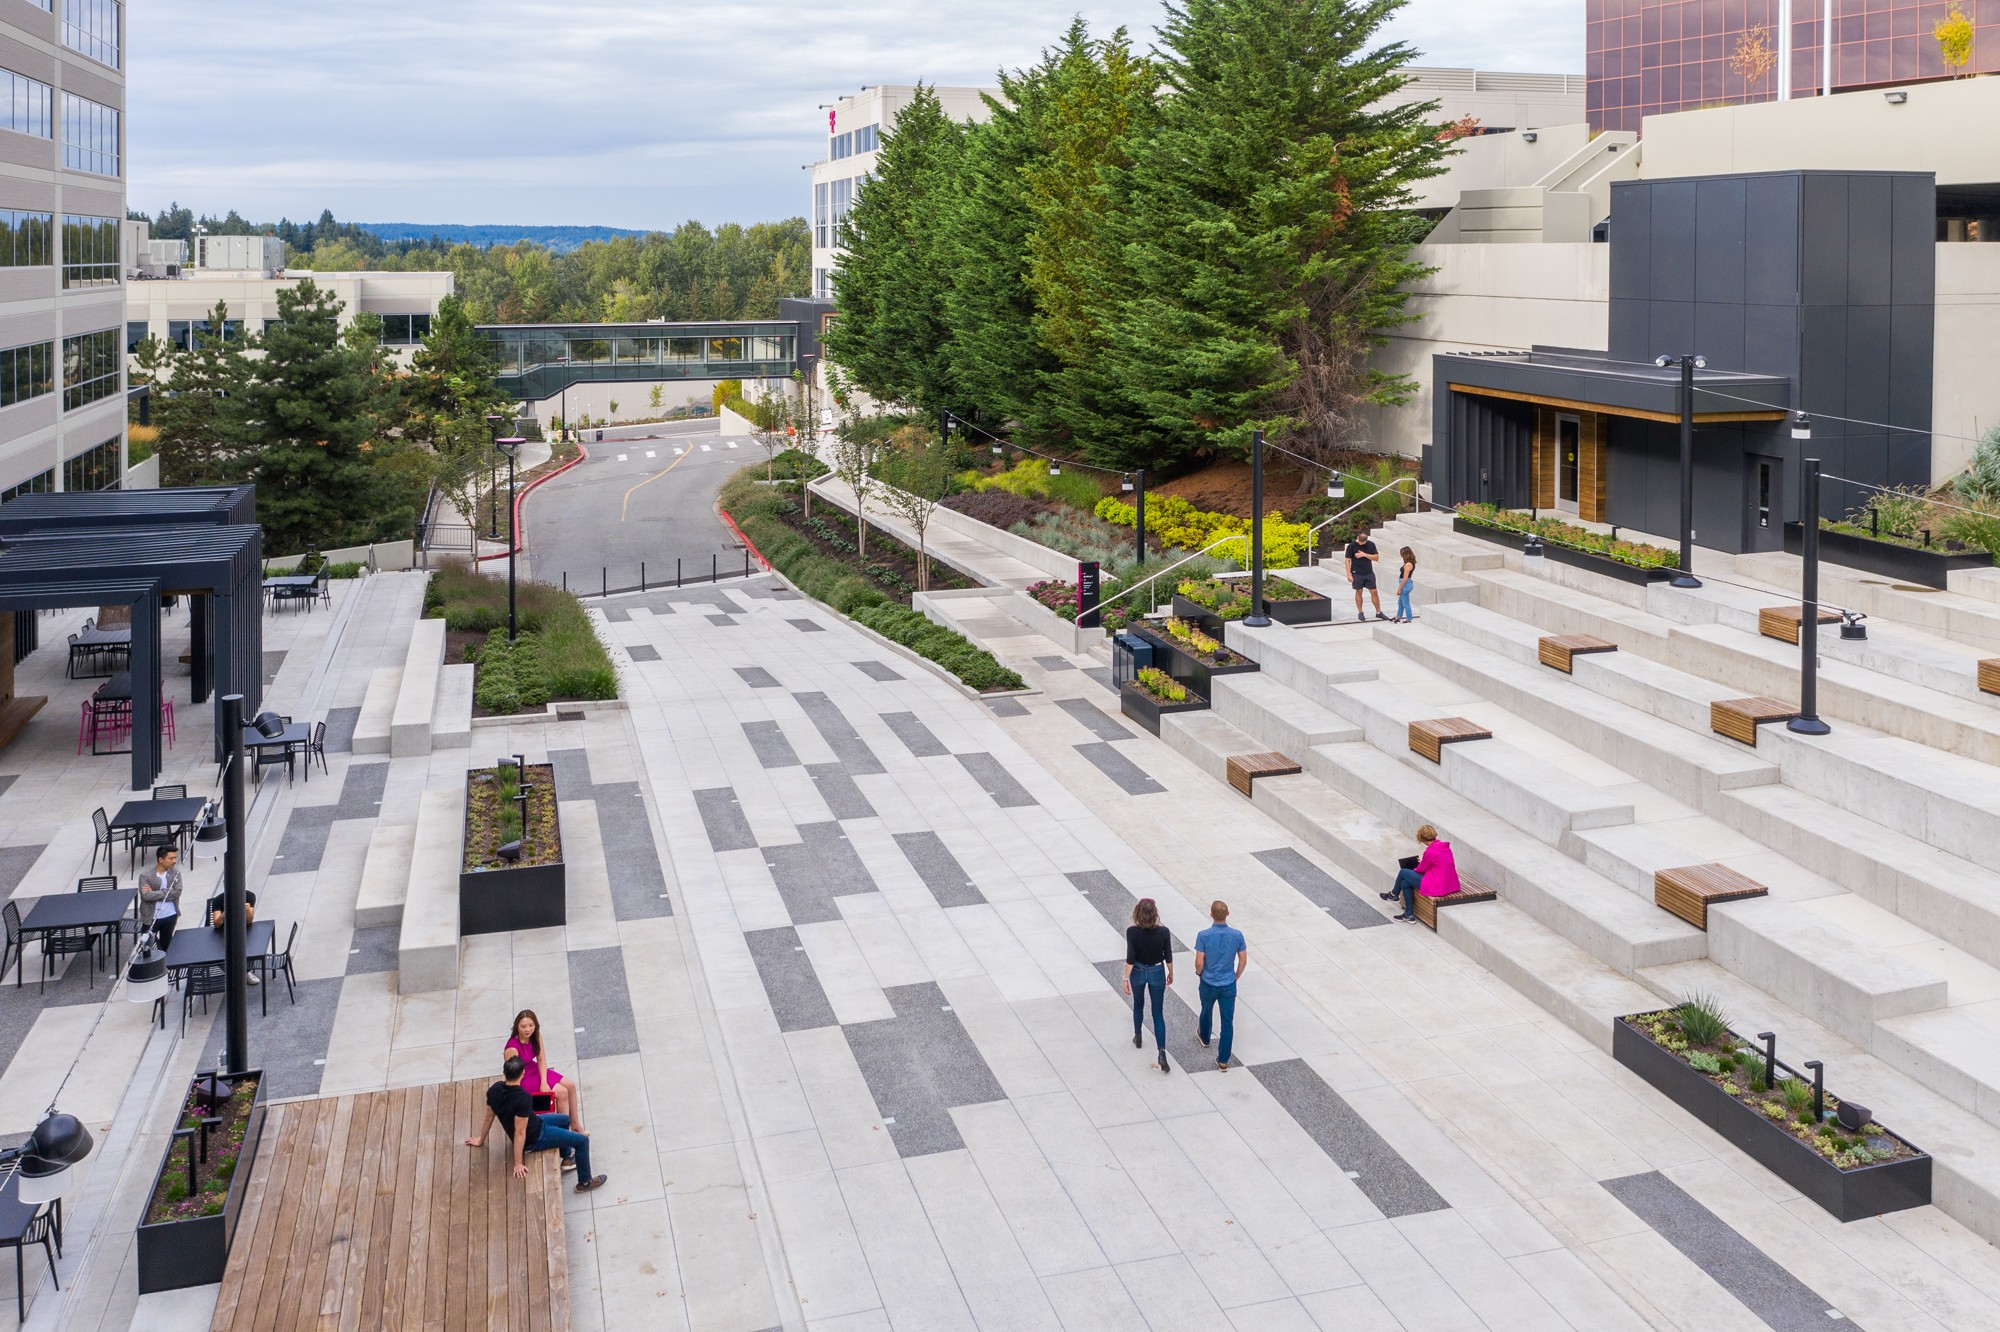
[1382,824,1460,921]
[506,1009,583,1129]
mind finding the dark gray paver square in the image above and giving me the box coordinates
[0,776,18,802]
[985,698,1029,717]
[1085,666,1116,694]
[954,752,1037,808]
[788,618,825,633]
[694,788,757,853]
[765,823,877,925]
[1074,742,1165,795]
[744,927,838,1031]
[735,666,781,689]
[1067,871,1185,952]
[880,712,947,758]
[1251,1058,1448,1218]
[1033,656,1077,672]
[1252,848,1389,931]
[263,650,288,685]
[793,692,885,775]
[807,763,875,819]
[895,832,985,909]
[707,615,738,627]
[1054,698,1132,742]
[321,705,361,753]
[742,721,801,769]
[0,843,44,900]
[569,945,641,1058]
[843,981,1006,1158]
[548,747,595,801]
[591,782,673,919]
[626,643,661,662]
[335,760,390,818]
[196,976,343,1102]
[852,660,903,682]
[1602,1172,1845,1331]
[1091,959,1235,1074]
[347,924,400,975]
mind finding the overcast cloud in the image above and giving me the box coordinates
[130,0,1582,230]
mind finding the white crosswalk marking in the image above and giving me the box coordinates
[646,451,657,458]
[700,444,712,452]
[675,448,686,456]
[617,453,628,461]
[726,441,738,449]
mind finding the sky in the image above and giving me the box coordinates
[129,0,1583,231]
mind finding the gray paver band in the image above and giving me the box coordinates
[1054,698,1134,743]
[569,945,642,1059]
[744,926,839,1032]
[880,711,948,758]
[1067,870,1187,952]
[626,643,661,662]
[694,788,758,853]
[742,721,801,770]
[787,618,825,633]
[843,980,1007,1157]
[1250,1058,1450,1219]
[793,692,887,775]
[1251,848,1390,931]
[985,697,1029,717]
[852,660,903,682]
[807,763,875,819]
[895,831,986,909]
[954,752,1038,808]
[1073,742,1166,796]
[1090,959,1236,1074]
[735,665,781,689]
[766,822,878,925]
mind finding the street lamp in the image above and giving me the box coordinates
[219,693,251,1076]
[1245,429,1271,627]
[496,438,524,640]
[484,412,505,539]
[1,1109,94,1205]
[1654,353,1706,588]
[800,353,818,440]
[1788,414,1832,736]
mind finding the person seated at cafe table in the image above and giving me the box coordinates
[203,888,260,985]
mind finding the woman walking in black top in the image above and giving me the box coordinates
[1124,898,1174,1073]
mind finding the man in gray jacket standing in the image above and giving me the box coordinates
[138,846,184,950]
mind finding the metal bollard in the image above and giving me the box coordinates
[641,561,646,591]
[677,558,682,588]
[711,553,717,583]
[562,572,567,593]
[744,548,750,578]
[602,567,607,598]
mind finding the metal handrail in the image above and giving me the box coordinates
[1093,536,1249,614]
[1305,477,1417,563]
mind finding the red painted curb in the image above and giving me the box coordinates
[475,442,589,563]
[718,506,771,571]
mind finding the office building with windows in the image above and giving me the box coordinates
[122,222,454,364]
[0,0,128,498]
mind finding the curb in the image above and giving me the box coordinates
[717,505,771,571]
[476,443,589,563]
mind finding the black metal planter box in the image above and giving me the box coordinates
[1170,590,1332,637]
[1120,682,1208,736]
[1613,1019,1931,1222]
[1784,522,1991,591]
[1170,593,1230,639]
[1131,624,1259,699]
[1452,516,1676,586]
[461,780,567,935]
[135,1069,268,1295]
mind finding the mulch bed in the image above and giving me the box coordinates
[465,762,561,870]
[776,496,973,603]
[144,1073,260,1224]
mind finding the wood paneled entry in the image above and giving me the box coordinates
[1533,407,1607,521]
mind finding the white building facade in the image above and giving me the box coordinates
[0,0,128,498]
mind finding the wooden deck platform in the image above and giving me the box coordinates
[1710,696,1798,746]
[211,1080,569,1332]
[1758,604,1840,645]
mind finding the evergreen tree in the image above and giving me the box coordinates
[1085,0,1445,469]
[153,303,250,488]
[824,86,967,414]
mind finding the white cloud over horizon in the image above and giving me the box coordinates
[131,0,1583,230]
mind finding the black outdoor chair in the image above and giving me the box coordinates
[317,573,332,608]
[89,807,131,874]
[77,875,127,963]
[306,720,329,779]
[0,901,19,988]
[253,921,300,1006]
[251,739,295,785]
[132,785,191,863]
[0,1203,59,1324]
[180,963,228,1036]
[36,917,96,992]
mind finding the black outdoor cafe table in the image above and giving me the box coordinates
[13,890,135,987]
[262,575,317,591]
[107,796,208,837]
[93,672,131,703]
[165,920,277,1014]
[241,723,309,752]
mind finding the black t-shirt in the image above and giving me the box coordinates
[204,889,257,922]
[486,1081,542,1148]
[1126,924,1172,968]
[1345,539,1379,571]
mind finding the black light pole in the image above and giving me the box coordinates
[497,438,523,640]
[1655,352,1706,588]
[1789,420,1832,736]
[1135,468,1147,566]
[484,412,505,539]
[800,353,818,439]
[1245,429,1271,627]
[220,694,250,1076]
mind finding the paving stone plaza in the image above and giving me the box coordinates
[9,463,2000,1330]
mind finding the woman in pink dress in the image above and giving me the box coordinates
[505,1009,582,1129]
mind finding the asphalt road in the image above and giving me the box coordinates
[520,418,770,594]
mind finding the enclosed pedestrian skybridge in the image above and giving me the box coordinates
[480,320,800,401]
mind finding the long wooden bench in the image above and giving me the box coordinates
[1408,716,1492,764]
[1538,633,1618,673]
[1710,696,1798,745]
[1655,863,1768,929]
[1758,604,1841,645]
[1979,659,2000,697]
[1226,750,1301,796]
[1413,874,1497,930]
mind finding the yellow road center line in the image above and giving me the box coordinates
[620,444,696,522]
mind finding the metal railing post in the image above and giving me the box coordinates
[602,567,607,598]
[677,559,682,587]
[641,562,646,591]
[712,553,717,583]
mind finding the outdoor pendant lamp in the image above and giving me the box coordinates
[991,442,1002,455]
[1524,534,1547,575]
[1122,474,1134,492]
[126,932,168,1006]
[1049,461,1061,476]
[1327,474,1344,501]
[252,711,286,739]
[12,1110,94,1204]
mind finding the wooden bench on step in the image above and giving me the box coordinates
[1710,696,1798,745]
[1655,863,1768,929]
[1979,659,2000,697]
[1408,716,1492,764]
[1758,604,1841,645]
[1538,634,1618,673]
[1226,751,1301,797]
[1413,875,1497,930]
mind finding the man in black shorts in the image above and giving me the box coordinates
[1345,523,1386,622]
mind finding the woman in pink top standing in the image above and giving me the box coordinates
[505,1009,583,1129]
[1382,824,1460,922]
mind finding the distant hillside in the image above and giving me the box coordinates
[356,222,648,252]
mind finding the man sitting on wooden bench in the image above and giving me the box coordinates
[466,1055,607,1193]
[1379,824,1458,923]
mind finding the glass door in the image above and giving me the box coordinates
[1556,415,1581,514]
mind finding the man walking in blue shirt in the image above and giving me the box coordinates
[1193,900,1248,1071]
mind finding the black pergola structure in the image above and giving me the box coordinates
[0,486,260,697]
[0,526,263,790]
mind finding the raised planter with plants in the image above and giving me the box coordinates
[1132,618,1259,697]
[1120,667,1208,736]
[1171,575,1330,635]
[1452,505,1679,586]
[1783,522,1991,590]
[462,759,565,935]
[1615,996,1930,1221]
[136,1069,268,1294]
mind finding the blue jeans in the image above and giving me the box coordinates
[1396,586,1413,620]
[1130,964,1166,1052]
[1198,981,1236,1064]
[528,1112,591,1180]
[1394,867,1424,915]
